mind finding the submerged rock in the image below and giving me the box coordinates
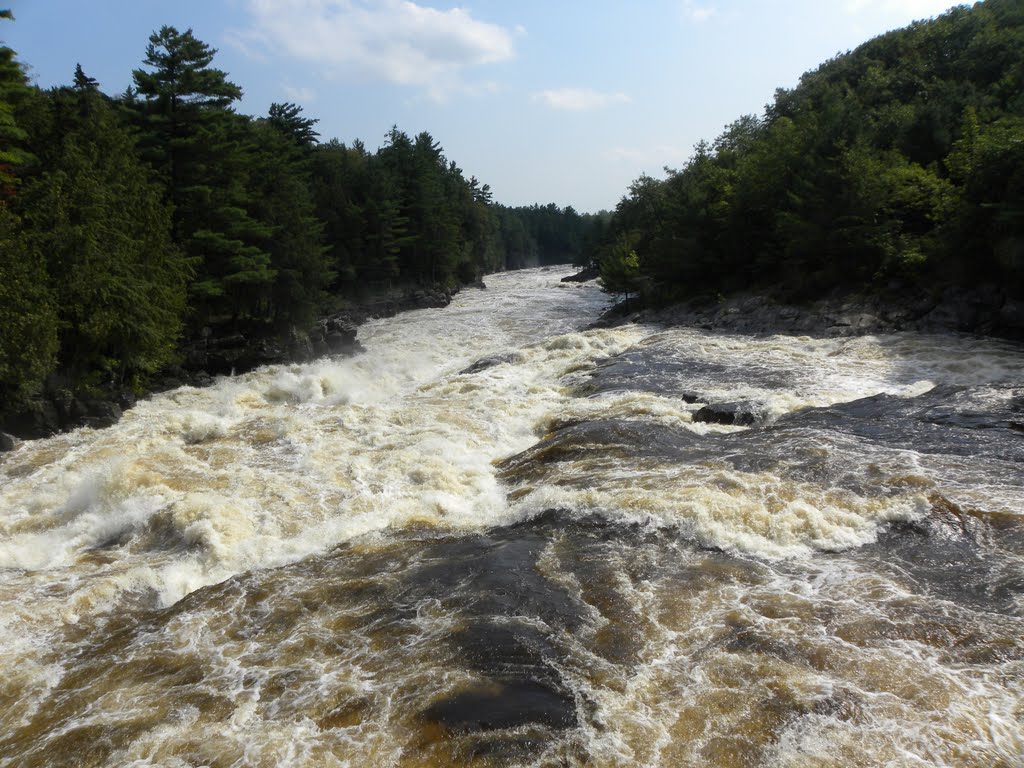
[693,401,762,426]
[460,353,516,375]
[423,679,576,732]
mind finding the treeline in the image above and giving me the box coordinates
[0,19,597,412]
[597,0,1024,306]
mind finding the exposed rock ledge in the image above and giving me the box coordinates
[594,285,1024,341]
[560,265,599,283]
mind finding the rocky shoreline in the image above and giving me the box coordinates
[1,282,483,447]
[594,284,1024,341]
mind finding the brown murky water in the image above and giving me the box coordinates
[1,268,1022,766]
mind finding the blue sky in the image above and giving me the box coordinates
[4,0,962,212]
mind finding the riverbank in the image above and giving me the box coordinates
[0,281,485,446]
[594,284,1024,341]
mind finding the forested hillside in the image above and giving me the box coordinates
[0,18,597,414]
[597,0,1024,307]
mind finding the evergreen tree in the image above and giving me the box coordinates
[0,10,32,196]
[252,110,332,325]
[268,102,319,147]
[597,0,1024,305]
[132,26,272,322]
[0,201,58,410]
[19,82,188,385]
[0,12,57,408]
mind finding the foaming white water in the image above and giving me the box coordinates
[0,270,615,607]
[2,277,1022,612]
[1,270,1022,766]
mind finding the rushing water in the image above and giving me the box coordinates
[1,267,1022,767]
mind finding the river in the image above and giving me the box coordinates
[1,266,1022,767]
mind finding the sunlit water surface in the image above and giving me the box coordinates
[1,267,1022,767]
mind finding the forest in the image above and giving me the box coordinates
[595,0,1024,309]
[4,1,1024,422]
[0,16,601,415]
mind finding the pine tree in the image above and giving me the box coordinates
[0,10,33,197]
[20,83,188,385]
[132,26,272,323]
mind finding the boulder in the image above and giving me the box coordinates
[998,299,1024,339]
[692,401,762,426]
[326,330,357,354]
[2,399,61,439]
[0,432,16,452]
[84,400,122,429]
[460,353,516,375]
[560,266,598,283]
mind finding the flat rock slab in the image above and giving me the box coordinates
[422,679,577,732]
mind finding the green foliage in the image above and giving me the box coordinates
[19,84,188,384]
[599,0,1024,304]
[268,102,319,147]
[599,234,641,299]
[0,206,58,409]
[131,27,278,322]
[0,21,601,422]
[250,117,332,325]
[0,10,33,195]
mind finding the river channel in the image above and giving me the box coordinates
[1,267,1021,766]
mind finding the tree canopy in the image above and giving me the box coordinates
[593,0,1024,305]
[0,19,597,415]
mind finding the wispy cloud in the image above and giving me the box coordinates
[282,83,317,103]
[533,88,631,111]
[681,0,716,23]
[231,0,516,101]
[843,0,957,17]
[606,145,689,166]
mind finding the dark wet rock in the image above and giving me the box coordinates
[604,284,1024,340]
[860,498,1024,615]
[325,330,355,354]
[423,679,576,732]
[499,419,705,484]
[55,394,90,425]
[693,401,762,426]
[999,299,1024,337]
[83,400,122,429]
[581,342,791,400]
[780,384,1024,463]
[462,735,552,762]
[0,431,16,452]
[460,353,516,375]
[413,535,587,630]
[561,265,599,283]
[2,398,60,439]
[454,622,565,695]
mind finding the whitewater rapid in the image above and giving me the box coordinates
[1,267,1021,767]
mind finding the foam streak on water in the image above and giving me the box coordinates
[1,267,1022,767]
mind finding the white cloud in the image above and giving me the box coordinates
[681,0,716,23]
[233,0,516,101]
[533,88,631,111]
[282,84,318,103]
[843,0,958,17]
